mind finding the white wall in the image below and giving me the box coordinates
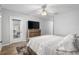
[0,14,1,41]
[0,12,1,50]
[1,8,53,46]
[40,16,53,35]
[0,7,2,43]
[2,9,10,45]
[54,9,79,36]
[1,8,40,46]
[0,7,1,42]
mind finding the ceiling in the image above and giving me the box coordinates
[1,4,79,16]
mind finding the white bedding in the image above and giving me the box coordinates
[27,35,63,55]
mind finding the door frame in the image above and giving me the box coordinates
[10,16,26,44]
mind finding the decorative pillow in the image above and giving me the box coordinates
[57,33,77,51]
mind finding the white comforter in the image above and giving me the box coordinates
[27,35,63,55]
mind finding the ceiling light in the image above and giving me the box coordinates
[41,9,47,16]
[41,4,48,16]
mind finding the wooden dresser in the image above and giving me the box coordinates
[28,29,41,37]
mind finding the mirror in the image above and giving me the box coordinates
[13,19,21,38]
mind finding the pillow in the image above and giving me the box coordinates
[57,33,77,51]
[74,36,79,51]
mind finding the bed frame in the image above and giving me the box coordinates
[27,47,37,55]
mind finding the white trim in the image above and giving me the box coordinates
[0,43,2,51]
[10,39,26,44]
[2,43,10,47]
[0,48,1,51]
[2,40,26,47]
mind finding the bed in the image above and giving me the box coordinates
[27,35,79,55]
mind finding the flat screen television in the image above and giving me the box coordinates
[28,21,40,29]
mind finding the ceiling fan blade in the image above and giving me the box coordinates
[25,8,41,15]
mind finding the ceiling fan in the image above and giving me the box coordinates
[40,4,57,16]
[41,4,48,16]
[26,4,57,16]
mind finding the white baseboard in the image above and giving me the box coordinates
[0,44,2,51]
[10,40,26,44]
[2,43,11,47]
[0,47,2,51]
[2,40,26,47]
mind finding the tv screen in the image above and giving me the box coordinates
[28,21,40,29]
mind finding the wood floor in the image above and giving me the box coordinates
[0,41,27,55]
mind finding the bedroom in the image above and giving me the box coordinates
[0,4,79,55]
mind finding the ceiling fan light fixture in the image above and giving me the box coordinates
[41,9,47,16]
[41,4,48,16]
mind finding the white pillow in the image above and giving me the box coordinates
[57,33,77,51]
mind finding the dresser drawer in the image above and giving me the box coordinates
[28,29,41,37]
